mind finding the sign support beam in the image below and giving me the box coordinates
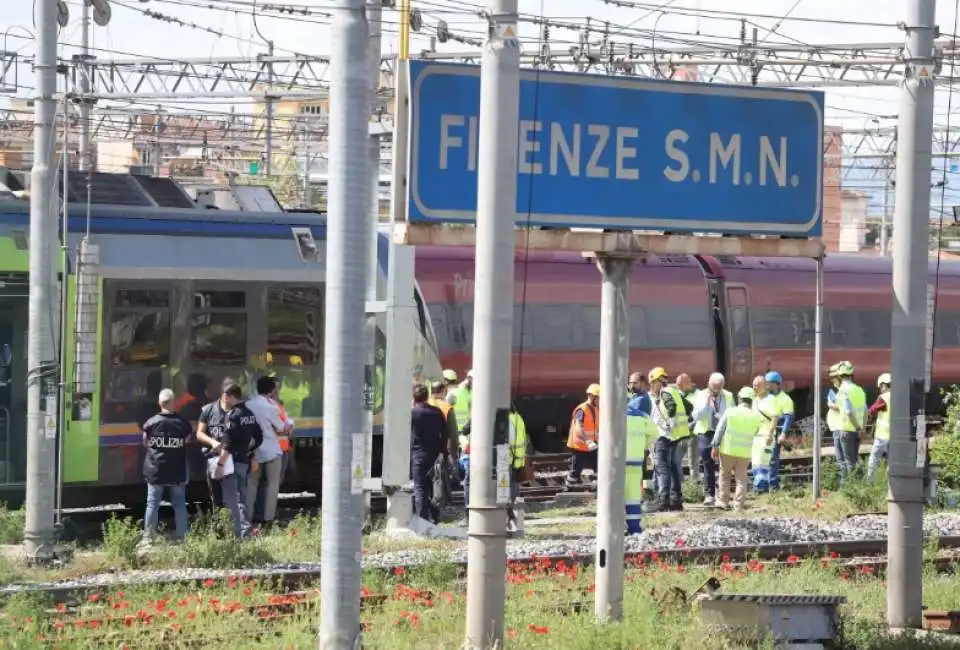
[393,224,825,259]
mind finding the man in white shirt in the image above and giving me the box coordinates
[245,375,291,530]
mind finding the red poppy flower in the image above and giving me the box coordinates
[55,603,66,613]
[243,587,253,597]
[204,579,215,588]
[87,594,100,603]
[528,624,549,635]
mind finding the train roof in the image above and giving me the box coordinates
[0,199,327,238]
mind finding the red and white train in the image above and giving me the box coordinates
[415,248,960,451]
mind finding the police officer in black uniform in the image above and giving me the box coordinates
[141,388,192,546]
[196,379,262,538]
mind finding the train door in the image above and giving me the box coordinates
[0,295,26,487]
[705,278,728,377]
[725,285,753,389]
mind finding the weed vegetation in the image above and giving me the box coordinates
[1,554,959,649]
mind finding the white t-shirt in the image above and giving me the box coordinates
[246,394,285,462]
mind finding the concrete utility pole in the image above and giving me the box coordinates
[888,0,935,630]
[318,0,369,646]
[361,0,382,533]
[464,0,519,647]
[593,255,632,621]
[77,1,91,172]
[23,0,60,562]
[812,256,824,498]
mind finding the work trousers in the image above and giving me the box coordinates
[654,437,683,507]
[246,455,283,523]
[209,462,251,539]
[716,454,749,510]
[566,449,598,484]
[410,454,435,522]
[698,432,717,498]
[754,440,782,492]
[144,482,189,542]
[833,430,860,481]
[867,437,889,480]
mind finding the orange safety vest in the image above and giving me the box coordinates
[275,399,291,452]
[566,401,599,452]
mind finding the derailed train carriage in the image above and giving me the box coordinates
[0,191,441,508]
[415,246,960,452]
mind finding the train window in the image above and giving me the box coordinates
[645,306,713,349]
[413,290,428,336]
[190,312,247,365]
[750,307,814,349]
[629,306,649,348]
[934,310,960,348]
[109,311,171,367]
[514,304,573,350]
[267,287,323,366]
[825,309,892,349]
[579,305,602,350]
[194,291,246,309]
[427,302,473,352]
[730,307,751,350]
[114,289,169,309]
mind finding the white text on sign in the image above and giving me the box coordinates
[438,115,800,188]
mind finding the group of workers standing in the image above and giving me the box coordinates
[410,368,529,528]
[563,363,892,537]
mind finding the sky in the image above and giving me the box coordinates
[2,0,960,218]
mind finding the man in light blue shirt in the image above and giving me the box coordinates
[245,376,292,531]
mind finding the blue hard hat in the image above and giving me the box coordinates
[765,371,782,384]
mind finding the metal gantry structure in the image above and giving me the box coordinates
[3,33,960,180]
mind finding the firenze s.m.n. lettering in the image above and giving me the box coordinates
[438,115,799,189]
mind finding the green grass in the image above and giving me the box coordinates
[1,556,958,649]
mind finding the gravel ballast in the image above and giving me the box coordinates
[4,513,960,595]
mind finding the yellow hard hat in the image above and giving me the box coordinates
[586,383,601,397]
[737,386,756,401]
[290,355,303,367]
[877,372,891,387]
[648,367,668,383]
[442,369,458,382]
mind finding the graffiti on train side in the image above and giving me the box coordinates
[453,273,474,301]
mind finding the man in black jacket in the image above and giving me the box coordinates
[141,388,193,546]
[410,383,447,522]
[196,379,263,538]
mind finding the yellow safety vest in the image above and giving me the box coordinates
[278,381,310,419]
[838,381,867,432]
[718,406,763,459]
[663,386,691,441]
[874,391,890,441]
[452,386,471,434]
[754,392,790,438]
[509,412,528,469]
[692,389,734,434]
[626,414,655,505]
[827,387,845,432]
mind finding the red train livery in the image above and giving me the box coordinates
[415,248,960,452]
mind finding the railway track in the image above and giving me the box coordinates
[8,535,960,608]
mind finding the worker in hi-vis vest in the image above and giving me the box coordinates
[831,361,867,482]
[752,370,794,493]
[865,372,891,480]
[566,384,600,487]
[626,384,656,535]
[711,387,763,510]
